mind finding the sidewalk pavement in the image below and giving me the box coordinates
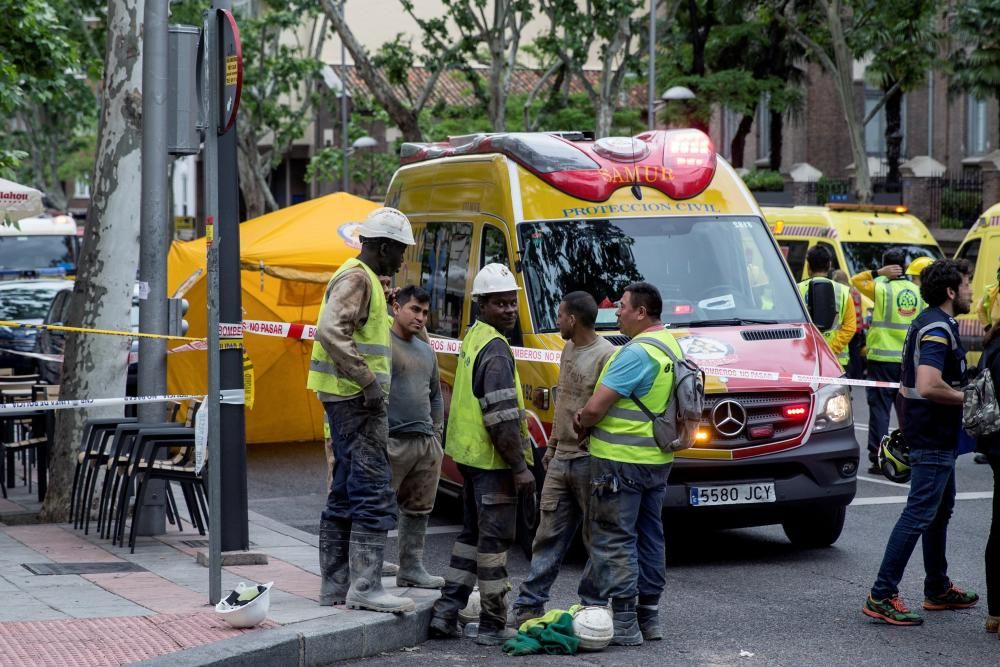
[0,484,439,666]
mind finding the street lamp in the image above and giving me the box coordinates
[661,86,696,102]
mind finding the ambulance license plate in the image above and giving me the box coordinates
[689,482,775,507]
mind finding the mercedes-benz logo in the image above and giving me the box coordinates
[712,400,747,437]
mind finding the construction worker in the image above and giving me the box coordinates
[851,250,925,475]
[798,246,856,367]
[574,282,681,646]
[309,207,416,614]
[429,263,536,646]
[387,285,445,589]
[509,291,614,628]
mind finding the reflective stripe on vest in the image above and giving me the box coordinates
[867,277,923,363]
[899,320,960,401]
[589,329,679,465]
[446,320,533,471]
[306,258,392,397]
[798,277,851,365]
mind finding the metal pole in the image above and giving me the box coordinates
[201,8,223,606]
[215,0,249,553]
[340,0,349,193]
[137,0,169,536]
[648,0,657,131]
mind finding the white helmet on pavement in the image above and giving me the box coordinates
[472,263,521,296]
[357,207,416,246]
[215,581,273,628]
[572,606,613,651]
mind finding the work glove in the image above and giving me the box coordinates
[362,380,384,410]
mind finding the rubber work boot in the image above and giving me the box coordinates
[345,528,416,613]
[382,561,399,576]
[428,614,462,639]
[396,513,445,589]
[318,519,350,606]
[637,604,663,641]
[475,626,517,646]
[508,606,544,629]
[610,598,644,646]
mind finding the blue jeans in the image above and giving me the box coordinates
[866,360,901,459]
[586,456,671,603]
[322,397,398,532]
[871,447,957,600]
[514,455,599,610]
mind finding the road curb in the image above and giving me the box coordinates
[129,596,436,666]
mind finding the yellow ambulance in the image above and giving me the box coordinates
[381,130,858,547]
[762,204,942,284]
[954,201,1000,355]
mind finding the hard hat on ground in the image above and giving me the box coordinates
[215,581,273,628]
[906,256,934,276]
[878,429,910,483]
[472,263,521,296]
[572,606,613,651]
[357,207,415,246]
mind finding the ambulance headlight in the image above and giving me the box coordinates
[812,384,852,432]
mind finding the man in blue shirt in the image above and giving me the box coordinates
[863,259,979,625]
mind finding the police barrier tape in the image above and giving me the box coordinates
[0,320,202,342]
[237,317,905,389]
[0,391,246,415]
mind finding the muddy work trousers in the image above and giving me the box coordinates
[514,455,600,610]
[321,397,398,532]
[432,463,516,632]
[388,433,443,515]
[588,457,671,605]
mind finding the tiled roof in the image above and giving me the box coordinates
[332,65,645,109]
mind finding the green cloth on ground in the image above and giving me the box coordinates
[503,609,580,656]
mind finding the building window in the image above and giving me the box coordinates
[864,86,907,161]
[73,178,90,199]
[967,96,990,156]
[419,222,472,338]
[756,94,771,163]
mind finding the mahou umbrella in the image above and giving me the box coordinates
[0,178,44,222]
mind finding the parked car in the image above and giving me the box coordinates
[0,215,80,279]
[0,279,71,373]
[34,283,140,394]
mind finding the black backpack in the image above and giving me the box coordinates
[805,278,838,332]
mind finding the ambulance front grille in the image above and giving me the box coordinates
[700,391,811,449]
[740,327,805,342]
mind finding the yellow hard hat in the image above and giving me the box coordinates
[906,256,934,276]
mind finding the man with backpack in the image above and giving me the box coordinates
[863,259,978,625]
[798,246,855,368]
[573,282,685,646]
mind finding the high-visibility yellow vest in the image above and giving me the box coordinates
[307,257,391,397]
[798,277,850,365]
[867,276,922,363]
[589,328,679,465]
[446,320,533,471]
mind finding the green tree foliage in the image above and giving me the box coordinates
[0,0,103,206]
[657,0,803,167]
[950,0,1000,135]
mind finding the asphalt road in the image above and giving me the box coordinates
[247,388,999,666]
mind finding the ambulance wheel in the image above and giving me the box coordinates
[781,505,846,548]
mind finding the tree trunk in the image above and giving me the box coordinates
[319,0,424,141]
[237,123,267,219]
[884,84,903,191]
[769,109,783,172]
[826,0,871,202]
[40,0,142,522]
[730,113,755,168]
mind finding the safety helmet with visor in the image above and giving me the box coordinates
[877,429,910,483]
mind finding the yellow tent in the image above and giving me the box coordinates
[167,192,380,443]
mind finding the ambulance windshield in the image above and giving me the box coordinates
[519,216,805,332]
[840,242,942,277]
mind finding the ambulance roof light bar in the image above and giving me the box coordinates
[825,203,908,214]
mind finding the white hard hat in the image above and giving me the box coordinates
[572,606,613,651]
[458,588,481,625]
[472,263,520,296]
[357,207,416,245]
[215,581,273,628]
